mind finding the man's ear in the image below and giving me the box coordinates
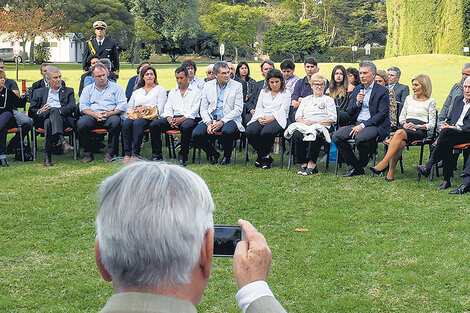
[199,229,214,279]
[95,237,112,282]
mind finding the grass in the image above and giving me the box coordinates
[1,54,470,312]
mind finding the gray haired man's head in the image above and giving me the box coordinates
[359,61,377,74]
[95,162,215,288]
[45,66,61,81]
[213,61,229,75]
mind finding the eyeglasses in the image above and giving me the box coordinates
[462,72,470,76]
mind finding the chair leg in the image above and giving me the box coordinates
[280,137,284,169]
[19,127,24,162]
[32,128,37,161]
[244,137,249,166]
[287,138,292,171]
[325,142,330,172]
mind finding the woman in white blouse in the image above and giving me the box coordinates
[371,74,436,181]
[291,72,337,175]
[122,66,167,163]
[245,69,291,169]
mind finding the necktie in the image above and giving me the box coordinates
[98,41,102,47]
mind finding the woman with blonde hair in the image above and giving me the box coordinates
[371,74,436,181]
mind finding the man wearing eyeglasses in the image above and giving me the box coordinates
[438,63,470,125]
[192,61,244,165]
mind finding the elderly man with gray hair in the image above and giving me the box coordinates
[95,162,286,313]
[28,66,76,166]
[332,61,391,177]
[438,63,470,124]
[387,66,409,117]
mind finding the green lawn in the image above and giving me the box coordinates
[1,54,470,312]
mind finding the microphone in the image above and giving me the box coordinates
[357,84,365,106]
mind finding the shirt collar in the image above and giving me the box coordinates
[49,85,62,94]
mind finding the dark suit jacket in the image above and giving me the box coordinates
[348,82,391,140]
[391,82,410,116]
[28,86,76,119]
[246,80,265,113]
[446,95,470,131]
[82,37,120,72]
[391,82,409,104]
[30,79,66,100]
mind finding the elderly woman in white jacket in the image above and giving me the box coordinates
[245,69,291,169]
[285,72,336,175]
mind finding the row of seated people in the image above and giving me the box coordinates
[1,58,469,194]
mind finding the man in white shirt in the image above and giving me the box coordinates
[150,67,201,166]
[182,60,205,90]
[415,76,470,191]
[95,162,286,313]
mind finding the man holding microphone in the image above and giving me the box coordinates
[332,61,391,177]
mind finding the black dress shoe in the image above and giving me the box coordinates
[44,155,53,167]
[413,164,431,178]
[209,152,220,165]
[449,184,470,194]
[152,154,163,161]
[436,180,451,191]
[219,157,231,165]
[178,157,187,167]
[0,158,8,167]
[460,172,468,178]
[370,165,389,176]
[341,167,365,177]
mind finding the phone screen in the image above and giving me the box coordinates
[213,225,243,257]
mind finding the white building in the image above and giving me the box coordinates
[0,32,85,63]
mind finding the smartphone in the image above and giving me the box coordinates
[213,225,245,257]
[21,80,26,92]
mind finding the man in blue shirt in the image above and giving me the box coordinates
[332,61,390,177]
[78,63,127,163]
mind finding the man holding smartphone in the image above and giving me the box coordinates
[95,162,286,313]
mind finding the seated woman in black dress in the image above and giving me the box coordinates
[285,73,337,175]
[0,70,18,167]
[245,69,290,169]
[371,74,436,181]
[328,65,351,126]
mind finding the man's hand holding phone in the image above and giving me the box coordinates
[233,219,272,289]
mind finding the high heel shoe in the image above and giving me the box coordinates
[370,165,389,176]
[384,177,394,182]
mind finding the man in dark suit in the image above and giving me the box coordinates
[82,21,119,77]
[95,162,286,313]
[415,76,470,191]
[449,157,470,194]
[244,60,274,125]
[29,66,76,166]
[388,66,409,117]
[333,61,390,177]
[29,63,66,100]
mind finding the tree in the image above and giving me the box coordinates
[263,20,329,61]
[64,0,134,50]
[1,1,65,65]
[131,0,201,62]
[385,0,464,57]
[201,3,267,62]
